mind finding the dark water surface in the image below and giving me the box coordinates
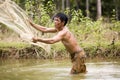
[0,59,120,80]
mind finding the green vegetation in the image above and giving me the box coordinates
[0,42,30,49]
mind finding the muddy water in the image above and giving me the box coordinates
[0,59,120,80]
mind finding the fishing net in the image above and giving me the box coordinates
[0,0,50,52]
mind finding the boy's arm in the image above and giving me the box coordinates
[28,20,57,33]
[32,31,66,44]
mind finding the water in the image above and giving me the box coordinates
[0,59,120,80]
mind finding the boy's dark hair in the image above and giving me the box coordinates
[53,12,68,26]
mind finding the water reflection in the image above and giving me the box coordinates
[0,59,120,80]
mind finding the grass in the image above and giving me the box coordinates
[0,41,31,49]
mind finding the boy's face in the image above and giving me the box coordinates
[53,17,64,29]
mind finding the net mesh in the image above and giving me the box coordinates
[0,0,50,52]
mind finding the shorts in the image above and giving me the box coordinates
[70,50,87,74]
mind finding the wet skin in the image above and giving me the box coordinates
[29,17,83,54]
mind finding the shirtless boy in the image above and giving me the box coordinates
[28,12,86,74]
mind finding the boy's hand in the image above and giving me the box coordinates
[32,37,38,43]
[27,19,33,25]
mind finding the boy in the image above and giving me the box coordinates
[28,12,86,74]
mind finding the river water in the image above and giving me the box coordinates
[0,59,120,80]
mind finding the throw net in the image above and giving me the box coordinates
[0,0,51,52]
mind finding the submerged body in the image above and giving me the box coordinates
[29,13,86,74]
[58,27,86,74]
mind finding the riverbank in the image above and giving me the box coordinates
[0,42,120,59]
[0,18,120,59]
